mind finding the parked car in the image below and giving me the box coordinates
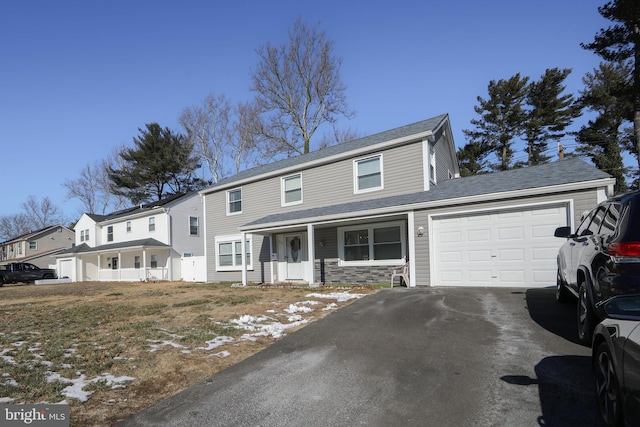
[592,294,640,427]
[554,190,640,345]
[0,262,57,285]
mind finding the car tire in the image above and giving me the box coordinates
[577,282,596,345]
[594,342,623,427]
[556,268,572,303]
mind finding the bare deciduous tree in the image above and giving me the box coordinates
[179,93,232,183]
[20,196,66,230]
[63,151,127,215]
[0,214,31,241]
[249,16,354,160]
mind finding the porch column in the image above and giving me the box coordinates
[268,235,275,284]
[241,232,247,286]
[407,211,415,287]
[118,251,122,281]
[307,224,315,286]
[143,249,147,281]
[97,254,101,281]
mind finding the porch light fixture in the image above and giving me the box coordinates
[417,226,424,237]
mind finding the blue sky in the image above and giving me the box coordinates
[1,0,608,221]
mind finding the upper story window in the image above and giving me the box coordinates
[282,174,302,206]
[28,241,37,250]
[126,221,132,233]
[107,226,113,242]
[85,229,89,241]
[227,188,242,215]
[429,144,437,184]
[354,155,383,193]
[80,230,85,242]
[189,216,199,236]
[149,217,155,232]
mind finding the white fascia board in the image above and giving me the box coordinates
[200,131,435,196]
[238,177,615,232]
[100,207,168,225]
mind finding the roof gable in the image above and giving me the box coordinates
[202,114,450,193]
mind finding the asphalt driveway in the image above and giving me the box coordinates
[117,287,599,426]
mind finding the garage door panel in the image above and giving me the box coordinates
[497,227,524,240]
[432,203,568,287]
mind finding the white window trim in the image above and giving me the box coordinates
[126,221,132,233]
[215,234,253,271]
[423,140,438,190]
[189,216,199,236]
[226,188,243,216]
[337,220,406,267]
[281,174,303,207]
[429,143,437,185]
[149,216,156,232]
[353,154,384,194]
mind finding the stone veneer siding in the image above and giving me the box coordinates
[315,258,403,285]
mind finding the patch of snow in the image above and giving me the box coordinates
[284,304,313,314]
[211,351,231,358]
[306,292,366,302]
[146,340,187,353]
[46,372,136,403]
[196,336,235,351]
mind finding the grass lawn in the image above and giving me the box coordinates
[0,280,377,426]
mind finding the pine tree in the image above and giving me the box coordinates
[582,0,640,178]
[462,74,530,172]
[577,61,631,193]
[523,68,581,166]
[108,123,202,205]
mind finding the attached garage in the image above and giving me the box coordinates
[430,202,571,287]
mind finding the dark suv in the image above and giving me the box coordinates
[554,190,640,345]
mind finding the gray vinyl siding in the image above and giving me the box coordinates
[411,188,602,287]
[205,138,437,283]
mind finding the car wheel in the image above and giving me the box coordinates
[556,268,572,303]
[594,342,623,427]
[577,283,596,345]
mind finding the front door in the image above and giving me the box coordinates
[285,234,303,280]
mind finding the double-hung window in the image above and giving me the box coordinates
[126,221,132,233]
[227,189,242,215]
[189,216,199,236]
[28,241,37,250]
[107,226,113,242]
[338,221,405,266]
[354,155,383,193]
[80,230,85,242]
[282,174,302,205]
[149,217,155,232]
[215,235,253,271]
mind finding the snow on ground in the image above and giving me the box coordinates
[0,290,367,403]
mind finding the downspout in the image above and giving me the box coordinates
[307,224,315,286]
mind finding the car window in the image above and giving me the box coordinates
[586,206,607,235]
[575,209,596,236]
[600,203,620,237]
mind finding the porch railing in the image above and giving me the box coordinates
[98,267,167,282]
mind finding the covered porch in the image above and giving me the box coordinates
[239,211,417,287]
[56,238,171,282]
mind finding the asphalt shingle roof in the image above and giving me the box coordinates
[56,238,168,256]
[204,114,449,191]
[242,158,612,228]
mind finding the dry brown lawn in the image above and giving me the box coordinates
[0,280,377,426]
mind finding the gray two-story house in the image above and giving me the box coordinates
[201,114,615,288]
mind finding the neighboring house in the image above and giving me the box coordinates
[55,192,204,282]
[0,225,75,269]
[200,113,615,288]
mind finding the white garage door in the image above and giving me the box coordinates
[431,203,569,287]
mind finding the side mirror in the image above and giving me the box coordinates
[554,226,572,238]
